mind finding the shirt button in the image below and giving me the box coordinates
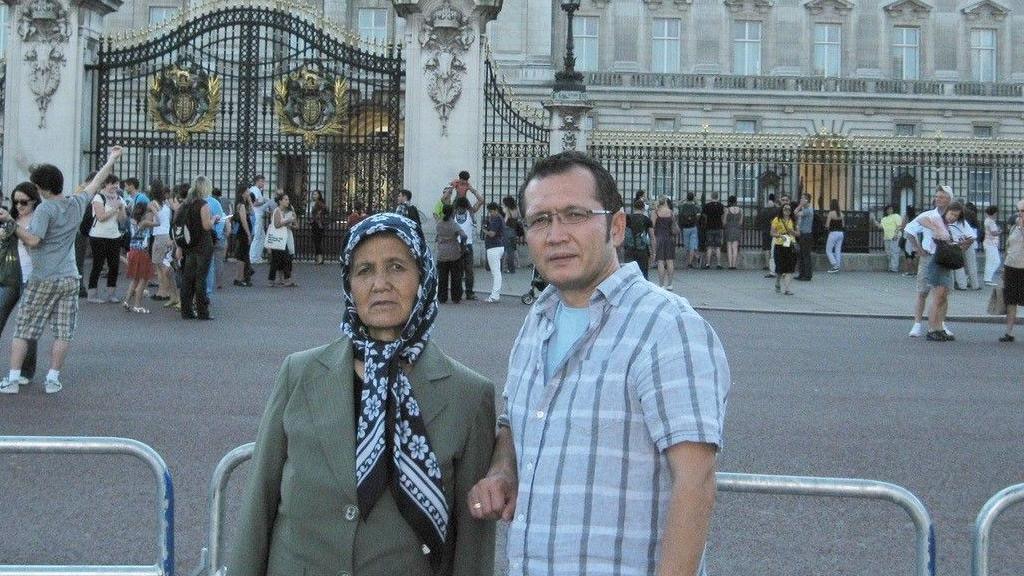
[517,514,525,522]
[344,505,359,521]
[535,410,545,419]
[526,462,534,470]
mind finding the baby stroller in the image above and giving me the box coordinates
[521,267,548,305]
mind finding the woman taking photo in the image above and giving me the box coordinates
[0,182,40,384]
[436,204,467,304]
[998,200,1024,342]
[824,199,844,273]
[267,193,297,287]
[228,213,496,576]
[771,203,798,295]
[652,197,676,290]
[232,184,254,287]
[87,175,127,302]
[723,195,743,269]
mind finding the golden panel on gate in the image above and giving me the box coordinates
[274,63,350,147]
[147,58,221,143]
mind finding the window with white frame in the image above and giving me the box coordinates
[813,23,841,77]
[358,8,389,44]
[573,16,599,72]
[149,6,177,25]
[651,18,681,74]
[0,5,8,56]
[654,118,675,132]
[970,29,996,82]
[735,119,757,134]
[895,123,916,136]
[733,21,762,75]
[973,125,994,138]
[892,26,920,80]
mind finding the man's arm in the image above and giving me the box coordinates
[656,442,717,576]
[467,425,518,521]
[79,146,123,197]
[469,188,485,213]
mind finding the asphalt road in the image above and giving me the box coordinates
[0,264,1021,575]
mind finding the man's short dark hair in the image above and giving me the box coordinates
[520,151,622,214]
[123,177,140,189]
[458,171,470,181]
[29,164,63,196]
[212,187,222,198]
[104,174,119,186]
[453,196,470,210]
[985,205,999,216]
[254,175,265,184]
[767,193,776,202]
[487,201,501,213]
[399,189,412,201]
[686,192,695,201]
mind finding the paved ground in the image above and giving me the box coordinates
[0,263,1021,576]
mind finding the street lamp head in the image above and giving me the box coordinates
[561,0,581,11]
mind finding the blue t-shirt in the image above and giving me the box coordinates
[798,206,815,234]
[545,302,590,382]
[484,214,505,249]
[206,197,225,241]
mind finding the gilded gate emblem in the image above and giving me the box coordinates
[148,59,222,142]
[274,64,350,146]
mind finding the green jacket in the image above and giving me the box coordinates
[227,337,496,576]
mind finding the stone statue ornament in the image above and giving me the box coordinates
[147,58,222,142]
[274,63,350,147]
[18,0,72,128]
[418,0,474,136]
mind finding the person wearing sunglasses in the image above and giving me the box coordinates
[0,183,42,388]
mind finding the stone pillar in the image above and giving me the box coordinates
[2,0,122,192]
[394,0,502,226]
[545,92,592,154]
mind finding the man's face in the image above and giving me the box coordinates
[256,179,266,191]
[935,191,952,209]
[125,183,137,193]
[104,181,118,193]
[781,196,791,206]
[523,167,625,296]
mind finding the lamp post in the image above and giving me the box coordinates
[554,0,585,93]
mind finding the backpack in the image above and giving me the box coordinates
[624,214,651,251]
[79,193,105,236]
[677,202,699,229]
[171,203,194,249]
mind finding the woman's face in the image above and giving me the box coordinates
[350,234,421,342]
[944,209,962,223]
[12,192,35,216]
[782,205,792,218]
[280,195,290,208]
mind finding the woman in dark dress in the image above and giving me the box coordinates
[653,198,677,290]
[310,190,327,265]
[232,184,254,287]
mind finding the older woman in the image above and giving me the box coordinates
[228,213,496,576]
[998,200,1024,342]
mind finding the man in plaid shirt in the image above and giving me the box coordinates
[469,152,730,575]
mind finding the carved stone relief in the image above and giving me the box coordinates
[561,112,580,150]
[961,0,1009,22]
[18,0,72,128]
[418,0,475,136]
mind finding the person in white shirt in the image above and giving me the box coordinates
[982,205,1002,286]
[953,204,981,290]
[247,175,268,264]
[904,190,969,342]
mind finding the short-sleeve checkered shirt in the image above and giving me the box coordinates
[500,263,730,576]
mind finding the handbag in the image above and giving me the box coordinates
[264,222,288,251]
[933,240,964,270]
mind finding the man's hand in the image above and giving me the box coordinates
[467,470,517,521]
[108,146,123,163]
[0,208,12,223]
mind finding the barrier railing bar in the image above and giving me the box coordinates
[191,443,255,576]
[0,436,174,576]
[971,482,1024,576]
[717,472,936,576]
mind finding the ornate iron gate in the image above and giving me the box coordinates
[481,51,549,207]
[589,129,1024,251]
[87,0,403,257]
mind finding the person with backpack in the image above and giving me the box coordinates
[677,193,701,269]
[623,198,653,281]
[394,189,422,238]
[173,176,215,320]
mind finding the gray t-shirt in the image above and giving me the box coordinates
[798,205,815,234]
[27,194,90,281]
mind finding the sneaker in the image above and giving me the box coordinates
[0,377,19,394]
[18,376,30,386]
[943,324,954,337]
[926,330,950,342]
[826,268,840,274]
[999,334,1015,342]
[908,323,924,338]
[485,296,500,303]
[44,378,62,394]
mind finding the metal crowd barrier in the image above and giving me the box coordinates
[190,445,936,576]
[971,482,1024,576]
[0,436,175,576]
[717,473,936,576]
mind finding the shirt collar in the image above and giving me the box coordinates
[533,262,644,320]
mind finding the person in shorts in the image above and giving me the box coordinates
[0,146,124,395]
[702,192,725,268]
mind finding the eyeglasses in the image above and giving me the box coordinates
[524,207,613,232]
[13,200,31,206]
